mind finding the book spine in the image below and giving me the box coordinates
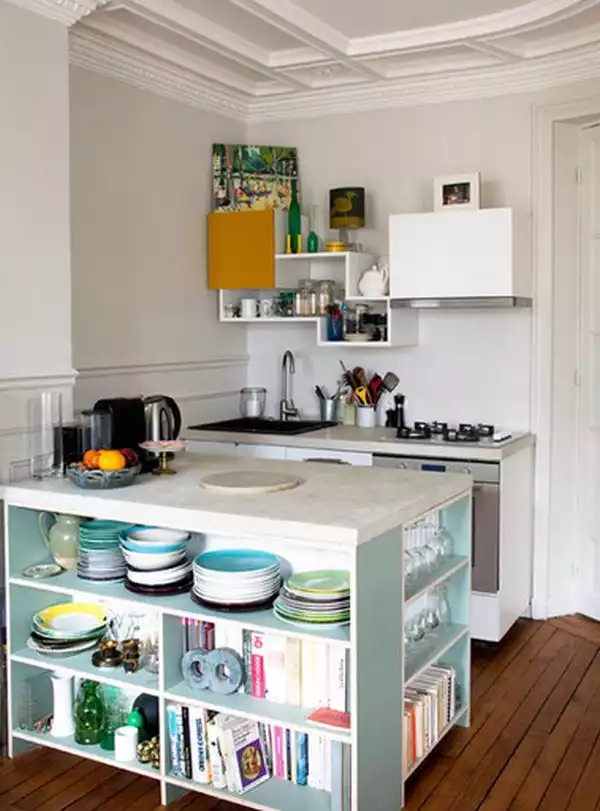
[251,632,266,698]
[203,621,215,651]
[207,719,227,789]
[273,726,285,779]
[219,726,237,793]
[290,730,298,784]
[265,634,287,704]
[328,644,347,712]
[307,734,320,789]
[181,705,192,779]
[227,625,245,694]
[296,733,308,786]
[331,741,343,811]
[166,703,182,776]
[214,621,230,651]
[301,641,316,708]
[343,744,351,811]
[189,705,210,784]
[314,643,329,708]
[286,728,292,782]
[259,722,272,776]
[243,630,253,693]
[324,738,332,792]
[285,637,301,707]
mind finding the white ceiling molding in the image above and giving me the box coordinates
[6,0,107,26]
[64,0,600,120]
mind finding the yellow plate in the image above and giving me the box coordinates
[34,602,107,634]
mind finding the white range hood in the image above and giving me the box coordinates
[389,208,531,307]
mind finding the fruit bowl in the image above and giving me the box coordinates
[66,464,141,490]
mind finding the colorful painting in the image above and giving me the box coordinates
[212,144,298,212]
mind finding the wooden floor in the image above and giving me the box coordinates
[3,616,600,810]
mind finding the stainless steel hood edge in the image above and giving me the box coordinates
[391,297,532,309]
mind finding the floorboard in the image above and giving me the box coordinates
[3,616,600,810]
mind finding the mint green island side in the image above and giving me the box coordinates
[1,454,472,811]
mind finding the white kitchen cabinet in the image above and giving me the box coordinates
[185,440,287,460]
[389,207,531,300]
[285,446,373,466]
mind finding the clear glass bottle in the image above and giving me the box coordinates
[74,680,106,745]
[315,280,337,316]
[295,279,316,317]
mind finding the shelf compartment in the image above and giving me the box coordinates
[405,556,469,606]
[10,648,159,696]
[9,573,350,646]
[164,682,350,744]
[405,623,469,686]
[166,772,331,811]
[405,705,468,781]
[12,729,160,780]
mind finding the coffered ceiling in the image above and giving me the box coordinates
[9,0,600,119]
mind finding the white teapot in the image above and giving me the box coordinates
[358,262,389,297]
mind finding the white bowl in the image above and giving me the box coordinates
[124,527,190,545]
[128,562,192,585]
[122,549,186,571]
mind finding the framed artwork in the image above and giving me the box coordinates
[212,144,298,212]
[434,172,480,212]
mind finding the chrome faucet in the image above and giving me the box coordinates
[280,349,299,421]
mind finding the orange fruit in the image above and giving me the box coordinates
[83,450,100,469]
[97,450,126,471]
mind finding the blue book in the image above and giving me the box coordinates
[296,733,308,786]
[166,703,183,776]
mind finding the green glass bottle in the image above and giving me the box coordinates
[74,680,105,745]
[288,178,301,254]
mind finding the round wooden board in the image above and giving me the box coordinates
[200,470,302,495]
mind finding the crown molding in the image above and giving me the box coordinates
[6,0,107,26]
[70,27,251,119]
[248,42,600,120]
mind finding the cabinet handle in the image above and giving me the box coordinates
[302,458,350,465]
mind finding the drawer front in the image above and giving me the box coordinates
[285,447,373,466]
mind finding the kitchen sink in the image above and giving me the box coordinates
[188,418,335,436]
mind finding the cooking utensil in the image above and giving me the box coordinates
[339,360,358,391]
[314,386,325,401]
[355,386,371,405]
[368,374,383,403]
[382,371,400,392]
[353,367,368,389]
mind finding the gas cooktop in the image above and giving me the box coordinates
[396,422,510,444]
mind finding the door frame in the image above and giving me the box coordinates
[532,93,600,618]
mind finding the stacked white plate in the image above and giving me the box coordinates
[192,549,281,609]
[77,520,131,583]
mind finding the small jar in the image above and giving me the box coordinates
[315,280,337,316]
[295,279,316,317]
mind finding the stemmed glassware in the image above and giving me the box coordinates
[403,586,452,653]
[404,517,456,584]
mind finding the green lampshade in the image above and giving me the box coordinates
[330,187,365,229]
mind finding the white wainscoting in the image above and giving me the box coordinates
[0,371,77,482]
[74,355,249,430]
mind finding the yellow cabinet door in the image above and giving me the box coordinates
[207,209,275,290]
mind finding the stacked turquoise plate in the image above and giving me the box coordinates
[274,570,350,628]
[77,520,131,582]
[28,602,107,656]
[192,549,281,609]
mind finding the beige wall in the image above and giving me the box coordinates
[0,1,73,480]
[70,67,248,425]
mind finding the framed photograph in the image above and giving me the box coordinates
[434,172,480,212]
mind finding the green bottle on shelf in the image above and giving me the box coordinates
[74,680,105,745]
[307,204,319,253]
[288,178,301,254]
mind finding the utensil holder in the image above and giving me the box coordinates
[356,405,376,428]
[319,399,338,422]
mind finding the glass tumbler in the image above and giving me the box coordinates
[240,387,266,419]
[28,391,64,479]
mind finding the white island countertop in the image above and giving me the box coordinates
[185,424,535,462]
[0,454,471,547]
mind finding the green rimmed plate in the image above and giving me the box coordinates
[286,570,350,595]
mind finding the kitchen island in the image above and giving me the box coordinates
[1,455,472,811]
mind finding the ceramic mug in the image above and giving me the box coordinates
[241,299,258,319]
[356,405,376,429]
[259,299,274,318]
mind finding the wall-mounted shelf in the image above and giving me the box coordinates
[217,251,418,348]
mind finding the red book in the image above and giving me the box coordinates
[251,632,266,698]
[307,708,351,730]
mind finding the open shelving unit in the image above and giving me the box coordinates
[218,252,418,348]
[3,482,470,810]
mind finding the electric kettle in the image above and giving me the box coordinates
[143,395,182,442]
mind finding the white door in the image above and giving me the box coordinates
[577,123,600,618]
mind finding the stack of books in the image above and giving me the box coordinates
[403,663,458,774]
[167,703,351,807]
[180,618,350,711]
